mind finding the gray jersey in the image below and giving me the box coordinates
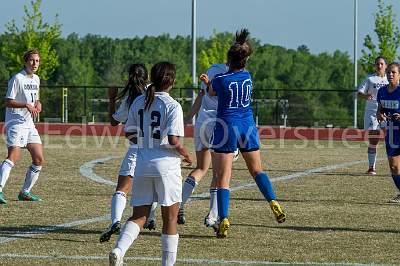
[5,69,40,128]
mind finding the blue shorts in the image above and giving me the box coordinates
[211,117,260,153]
[385,126,400,157]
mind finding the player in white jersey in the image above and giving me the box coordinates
[0,49,44,204]
[178,63,238,229]
[109,62,192,266]
[357,56,388,175]
[100,64,158,243]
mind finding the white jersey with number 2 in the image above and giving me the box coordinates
[125,92,184,177]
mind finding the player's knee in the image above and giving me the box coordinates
[249,169,262,178]
[33,156,44,166]
[390,165,400,175]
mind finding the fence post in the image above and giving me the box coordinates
[62,87,68,123]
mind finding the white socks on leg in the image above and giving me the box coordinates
[209,188,218,219]
[21,164,42,193]
[180,176,198,209]
[161,234,179,266]
[114,221,140,258]
[148,202,158,221]
[0,159,14,192]
[111,191,127,224]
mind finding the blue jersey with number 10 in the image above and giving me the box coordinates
[211,70,253,120]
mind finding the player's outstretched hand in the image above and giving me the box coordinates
[199,74,210,85]
[34,100,42,113]
[393,113,400,121]
[377,112,387,123]
[108,87,118,100]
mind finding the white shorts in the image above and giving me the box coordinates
[118,147,138,176]
[130,174,182,207]
[6,126,42,148]
[364,110,380,131]
[194,117,216,152]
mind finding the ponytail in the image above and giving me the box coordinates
[144,84,156,110]
[117,63,148,107]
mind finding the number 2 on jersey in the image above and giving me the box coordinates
[138,109,161,139]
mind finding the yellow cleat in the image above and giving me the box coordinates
[216,218,230,238]
[270,200,286,223]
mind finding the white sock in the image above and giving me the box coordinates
[161,234,179,266]
[114,221,140,258]
[111,191,127,224]
[0,159,14,192]
[367,147,377,169]
[148,202,158,221]
[21,164,42,193]
[180,176,197,209]
[209,188,218,219]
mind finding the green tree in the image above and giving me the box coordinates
[361,0,400,73]
[1,0,61,80]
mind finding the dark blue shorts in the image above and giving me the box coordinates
[211,117,260,153]
[385,126,400,157]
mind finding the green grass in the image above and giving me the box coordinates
[0,135,399,265]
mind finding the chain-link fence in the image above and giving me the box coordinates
[0,85,362,127]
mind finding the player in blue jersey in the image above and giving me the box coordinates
[200,29,286,238]
[377,62,400,203]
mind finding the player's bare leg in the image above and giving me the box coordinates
[18,143,44,201]
[161,203,180,265]
[0,147,21,204]
[366,130,380,175]
[213,152,233,238]
[242,150,286,223]
[109,205,151,266]
[178,149,211,224]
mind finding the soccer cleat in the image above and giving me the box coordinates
[216,218,230,238]
[366,167,376,175]
[270,200,286,223]
[388,194,400,203]
[109,248,123,266]
[204,213,218,232]
[143,218,156,231]
[100,221,121,243]
[0,192,7,204]
[18,191,41,201]
[177,208,186,225]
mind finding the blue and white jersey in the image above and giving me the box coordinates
[377,85,400,125]
[211,70,253,120]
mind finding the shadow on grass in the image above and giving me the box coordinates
[0,225,101,236]
[233,223,400,234]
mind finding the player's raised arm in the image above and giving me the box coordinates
[199,74,216,96]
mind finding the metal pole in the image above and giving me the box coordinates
[191,0,197,124]
[353,0,358,128]
[62,88,68,123]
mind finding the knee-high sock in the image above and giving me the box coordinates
[392,175,400,191]
[217,188,230,219]
[0,159,14,192]
[255,172,276,202]
[367,147,377,168]
[114,221,140,258]
[111,191,127,224]
[209,188,218,219]
[161,234,179,266]
[21,164,42,193]
[148,202,158,221]
[180,176,198,209]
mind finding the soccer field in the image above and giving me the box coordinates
[0,135,399,265]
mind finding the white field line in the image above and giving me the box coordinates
[0,157,374,265]
[0,253,381,266]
